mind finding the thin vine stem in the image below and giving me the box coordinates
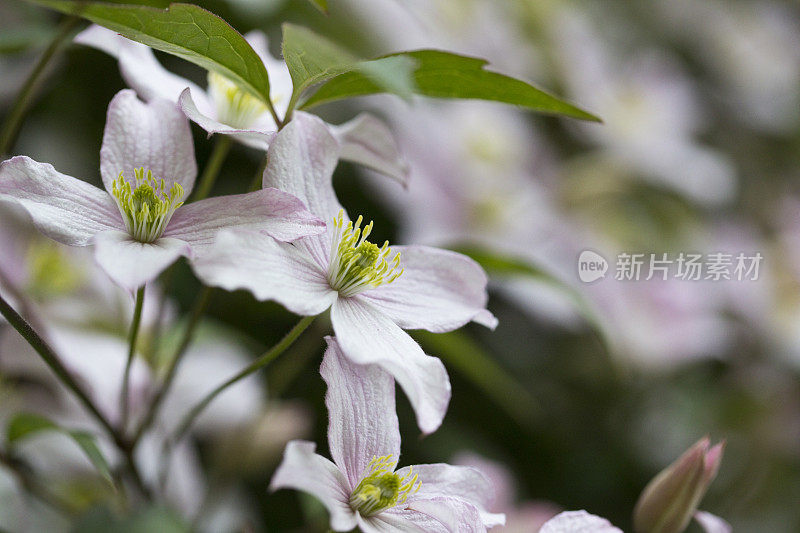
[120,286,145,431]
[192,135,232,201]
[131,286,213,446]
[0,17,79,156]
[171,315,316,443]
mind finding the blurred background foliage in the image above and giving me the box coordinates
[1,0,800,531]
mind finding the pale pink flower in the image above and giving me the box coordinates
[0,89,324,291]
[193,113,497,433]
[270,337,504,532]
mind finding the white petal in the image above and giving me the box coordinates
[190,230,335,316]
[178,88,275,150]
[262,111,343,223]
[330,113,409,186]
[539,510,622,533]
[244,30,293,118]
[0,156,122,245]
[322,337,401,489]
[358,510,440,533]
[363,245,497,332]
[694,511,732,533]
[93,231,190,291]
[406,496,487,533]
[164,187,325,250]
[100,90,197,195]
[331,297,451,434]
[397,464,494,512]
[75,25,208,106]
[269,440,356,532]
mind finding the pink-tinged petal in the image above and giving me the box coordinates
[190,230,335,316]
[330,113,410,186]
[93,231,190,291]
[363,245,497,332]
[331,297,451,434]
[100,90,197,194]
[539,510,622,533]
[164,187,324,250]
[694,511,732,533]
[0,156,122,245]
[406,496,487,533]
[178,88,275,150]
[269,440,356,532]
[262,111,343,223]
[75,25,208,107]
[358,510,441,533]
[398,464,494,512]
[322,337,401,489]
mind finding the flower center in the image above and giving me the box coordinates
[111,168,184,243]
[327,210,403,297]
[207,71,269,129]
[26,241,83,297]
[349,455,420,517]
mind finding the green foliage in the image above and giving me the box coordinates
[26,1,271,103]
[307,0,328,15]
[302,49,601,121]
[7,412,114,486]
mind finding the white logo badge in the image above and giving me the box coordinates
[578,250,608,283]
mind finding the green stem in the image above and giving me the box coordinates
[171,315,315,443]
[192,136,232,201]
[0,292,152,499]
[248,154,268,192]
[0,17,79,156]
[266,96,283,130]
[120,286,145,431]
[131,287,213,446]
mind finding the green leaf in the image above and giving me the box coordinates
[0,26,58,54]
[7,413,114,486]
[281,24,417,113]
[302,49,600,121]
[307,0,328,15]
[25,1,271,103]
[452,245,611,352]
[414,330,542,431]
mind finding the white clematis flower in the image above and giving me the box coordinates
[0,89,324,291]
[74,25,409,184]
[270,337,505,532]
[192,112,497,433]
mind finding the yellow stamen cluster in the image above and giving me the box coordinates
[327,210,403,297]
[111,168,184,243]
[207,71,268,129]
[349,455,420,517]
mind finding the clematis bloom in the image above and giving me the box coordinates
[270,337,504,532]
[193,112,496,433]
[0,89,324,291]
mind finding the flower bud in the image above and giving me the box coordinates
[633,437,724,533]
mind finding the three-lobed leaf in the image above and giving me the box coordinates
[302,49,600,121]
[7,412,114,486]
[26,1,271,103]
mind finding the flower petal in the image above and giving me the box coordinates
[694,511,732,533]
[178,88,275,150]
[100,90,197,195]
[330,113,410,186]
[244,30,293,118]
[0,156,122,245]
[75,25,208,107]
[93,231,190,291]
[331,297,451,434]
[397,463,494,512]
[262,111,342,223]
[269,440,356,532]
[164,187,325,251]
[539,510,622,533]
[362,245,497,332]
[322,336,401,489]
[406,496,487,533]
[357,510,441,533]
[191,229,335,316]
